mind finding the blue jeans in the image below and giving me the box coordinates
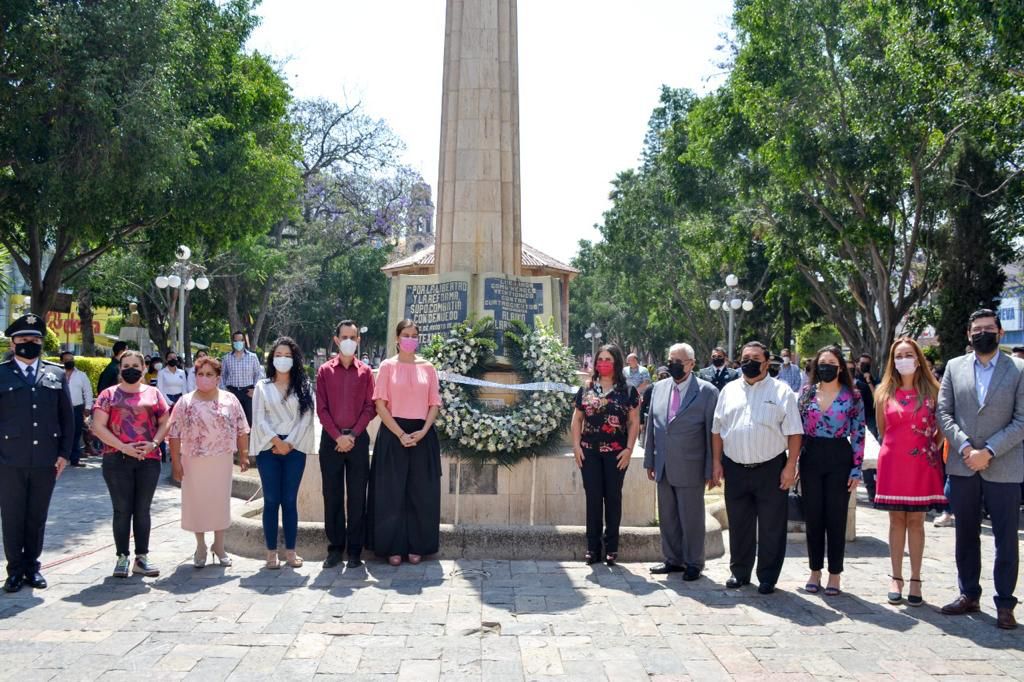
[256,449,306,550]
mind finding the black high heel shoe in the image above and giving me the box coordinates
[584,551,600,565]
[887,575,904,604]
[907,578,923,606]
[605,552,618,566]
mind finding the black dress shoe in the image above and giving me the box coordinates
[322,552,343,569]
[24,571,47,589]
[682,566,702,582]
[649,562,684,575]
[3,575,23,593]
[346,559,364,569]
[725,576,750,589]
[757,583,776,595]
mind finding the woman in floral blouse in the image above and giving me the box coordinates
[798,345,865,596]
[873,338,945,606]
[571,344,640,566]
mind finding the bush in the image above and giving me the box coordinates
[795,321,843,360]
[46,356,110,394]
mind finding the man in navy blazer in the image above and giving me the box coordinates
[938,308,1024,629]
[644,343,718,580]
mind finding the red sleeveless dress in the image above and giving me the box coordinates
[873,389,947,511]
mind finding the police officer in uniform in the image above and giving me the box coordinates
[0,314,72,593]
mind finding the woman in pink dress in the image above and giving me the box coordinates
[367,319,442,566]
[873,338,945,606]
[168,356,250,567]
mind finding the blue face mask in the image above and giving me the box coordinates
[232,341,245,352]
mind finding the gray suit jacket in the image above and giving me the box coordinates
[643,376,718,487]
[938,352,1024,483]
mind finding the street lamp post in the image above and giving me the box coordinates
[155,245,210,357]
[708,274,754,361]
[583,322,603,362]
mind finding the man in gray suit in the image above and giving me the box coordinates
[938,308,1024,630]
[644,343,718,581]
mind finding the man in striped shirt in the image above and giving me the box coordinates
[711,340,803,594]
[220,331,264,427]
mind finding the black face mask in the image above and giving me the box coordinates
[14,342,42,360]
[768,365,780,377]
[859,362,871,374]
[667,361,687,381]
[120,368,144,385]
[971,331,999,355]
[740,360,763,378]
[63,360,76,370]
[711,357,725,368]
[167,359,178,368]
[817,364,840,383]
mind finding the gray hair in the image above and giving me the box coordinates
[668,343,695,360]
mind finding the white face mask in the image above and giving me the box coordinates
[273,357,294,374]
[339,339,358,357]
[894,357,918,376]
[154,363,163,371]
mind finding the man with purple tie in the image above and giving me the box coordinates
[644,343,719,580]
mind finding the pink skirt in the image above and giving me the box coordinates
[181,454,233,532]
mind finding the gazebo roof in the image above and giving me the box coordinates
[382,243,579,276]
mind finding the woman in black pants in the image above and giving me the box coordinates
[572,344,640,566]
[797,345,866,596]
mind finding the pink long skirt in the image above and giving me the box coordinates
[181,454,233,532]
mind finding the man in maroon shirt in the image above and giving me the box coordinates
[316,320,376,568]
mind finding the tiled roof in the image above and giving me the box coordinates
[382,243,578,274]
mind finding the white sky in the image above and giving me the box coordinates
[249,1,734,264]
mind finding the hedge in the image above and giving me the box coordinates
[45,356,111,394]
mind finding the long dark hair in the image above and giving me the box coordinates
[590,343,627,391]
[265,336,313,416]
[810,345,854,392]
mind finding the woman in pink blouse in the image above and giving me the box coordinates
[168,356,250,568]
[368,319,442,566]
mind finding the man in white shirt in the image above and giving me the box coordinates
[711,340,803,594]
[156,351,188,405]
[60,351,93,467]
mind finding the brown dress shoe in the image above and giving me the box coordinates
[941,595,981,615]
[997,607,1018,630]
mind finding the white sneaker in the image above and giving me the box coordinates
[934,512,955,527]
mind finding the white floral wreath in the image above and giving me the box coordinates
[425,318,577,466]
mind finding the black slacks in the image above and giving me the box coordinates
[580,449,627,554]
[102,455,161,556]
[800,436,852,574]
[0,464,57,577]
[947,473,1020,609]
[319,432,370,557]
[723,453,789,586]
[227,386,254,427]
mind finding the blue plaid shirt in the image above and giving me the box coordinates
[220,350,264,389]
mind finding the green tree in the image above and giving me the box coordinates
[0,0,299,317]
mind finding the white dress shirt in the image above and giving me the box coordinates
[249,379,315,457]
[66,368,94,409]
[156,367,188,398]
[13,357,40,379]
[713,375,803,463]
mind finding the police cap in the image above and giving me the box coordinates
[4,313,46,339]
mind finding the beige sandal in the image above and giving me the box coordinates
[265,551,280,570]
[282,551,303,568]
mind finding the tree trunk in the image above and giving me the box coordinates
[183,293,192,364]
[137,294,170,357]
[224,275,244,337]
[78,288,96,356]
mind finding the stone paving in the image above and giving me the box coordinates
[0,458,1021,681]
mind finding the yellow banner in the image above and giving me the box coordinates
[9,295,117,347]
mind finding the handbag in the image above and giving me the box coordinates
[787,480,805,522]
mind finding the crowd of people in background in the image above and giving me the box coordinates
[0,307,1021,631]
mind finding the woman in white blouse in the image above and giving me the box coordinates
[250,337,315,569]
[156,350,188,405]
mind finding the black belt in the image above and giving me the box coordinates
[725,452,786,468]
[227,385,254,392]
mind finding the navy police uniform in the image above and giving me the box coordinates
[0,314,73,592]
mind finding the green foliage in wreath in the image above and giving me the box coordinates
[423,316,578,467]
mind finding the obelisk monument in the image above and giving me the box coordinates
[434,0,522,276]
